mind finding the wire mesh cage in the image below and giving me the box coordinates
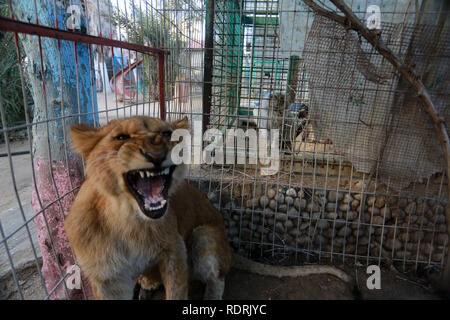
[0,0,449,300]
[0,0,204,299]
[198,0,449,276]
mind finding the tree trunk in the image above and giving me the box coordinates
[11,0,97,299]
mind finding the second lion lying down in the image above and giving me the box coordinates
[65,116,232,300]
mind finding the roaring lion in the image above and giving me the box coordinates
[66,115,358,300]
[65,116,232,300]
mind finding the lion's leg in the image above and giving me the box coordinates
[189,225,232,300]
[158,234,189,300]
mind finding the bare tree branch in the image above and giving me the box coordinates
[302,0,347,25]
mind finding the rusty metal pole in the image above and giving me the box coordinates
[158,52,166,120]
[202,0,215,134]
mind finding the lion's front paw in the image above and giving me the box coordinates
[135,274,162,300]
[138,274,161,291]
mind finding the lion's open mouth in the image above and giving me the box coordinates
[124,166,176,219]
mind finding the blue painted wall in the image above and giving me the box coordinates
[12,0,99,158]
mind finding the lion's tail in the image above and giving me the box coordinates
[231,253,361,299]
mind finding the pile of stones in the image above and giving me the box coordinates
[217,186,448,263]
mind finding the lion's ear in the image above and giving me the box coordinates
[70,124,102,158]
[171,116,189,130]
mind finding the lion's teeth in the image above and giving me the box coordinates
[144,204,150,210]
[139,171,145,178]
[146,171,151,178]
[163,168,169,175]
[161,200,167,206]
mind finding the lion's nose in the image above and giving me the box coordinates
[140,149,167,165]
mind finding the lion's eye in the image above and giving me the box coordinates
[161,130,172,138]
[115,134,130,141]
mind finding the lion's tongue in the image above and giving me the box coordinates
[136,176,165,204]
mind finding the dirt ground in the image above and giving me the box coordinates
[2,260,445,300]
[141,267,445,300]
[0,139,39,281]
